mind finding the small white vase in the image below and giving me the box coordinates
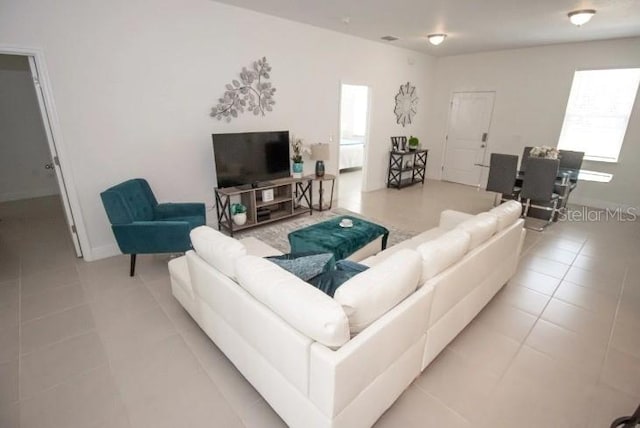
[233,213,247,226]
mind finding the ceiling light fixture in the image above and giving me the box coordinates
[427,34,447,46]
[568,9,596,26]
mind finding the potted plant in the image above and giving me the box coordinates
[408,136,419,151]
[231,203,247,226]
[291,139,308,178]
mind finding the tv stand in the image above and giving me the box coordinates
[215,176,313,236]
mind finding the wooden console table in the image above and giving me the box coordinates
[386,149,428,189]
[215,177,312,236]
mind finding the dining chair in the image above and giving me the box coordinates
[520,157,561,230]
[486,153,520,206]
[559,150,585,186]
[518,146,534,174]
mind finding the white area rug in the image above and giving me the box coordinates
[234,208,418,253]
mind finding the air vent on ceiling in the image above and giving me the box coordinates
[381,35,399,42]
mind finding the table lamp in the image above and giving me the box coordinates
[310,143,330,177]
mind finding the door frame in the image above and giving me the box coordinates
[441,90,496,187]
[0,45,88,258]
[338,81,373,192]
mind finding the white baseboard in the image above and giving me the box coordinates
[0,188,59,202]
[85,243,120,261]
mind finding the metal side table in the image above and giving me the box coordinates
[305,174,336,212]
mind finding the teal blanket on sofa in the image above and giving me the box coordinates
[288,216,389,261]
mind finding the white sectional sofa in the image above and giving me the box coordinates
[168,201,525,428]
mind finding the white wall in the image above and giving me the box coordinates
[0,0,435,260]
[425,37,640,210]
[0,54,59,202]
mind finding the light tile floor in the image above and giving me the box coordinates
[1,183,639,428]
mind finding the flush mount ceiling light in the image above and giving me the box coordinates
[568,9,596,26]
[427,34,447,46]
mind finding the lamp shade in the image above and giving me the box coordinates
[427,34,447,46]
[310,143,330,161]
[568,9,596,26]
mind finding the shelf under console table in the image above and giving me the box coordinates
[215,176,313,236]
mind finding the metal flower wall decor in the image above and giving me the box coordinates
[211,57,276,122]
[394,82,418,127]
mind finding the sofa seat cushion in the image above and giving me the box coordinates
[416,229,471,283]
[489,200,522,231]
[236,255,350,347]
[266,252,335,281]
[360,227,446,267]
[239,237,283,258]
[190,226,246,279]
[455,213,498,250]
[334,249,422,334]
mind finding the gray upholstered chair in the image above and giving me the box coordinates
[559,150,584,186]
[518,146,534,174]
[520,158,560,230]
[486,153,520,206]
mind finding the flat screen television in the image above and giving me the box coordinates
[212,131,290,188]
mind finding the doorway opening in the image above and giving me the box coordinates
[338,83,371,210]
[0,52,83,257]
[442,91,495,187]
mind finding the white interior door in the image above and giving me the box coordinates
[442,92,495,186]
[28,56,83,256]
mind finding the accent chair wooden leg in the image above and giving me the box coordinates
[130,254,137,277]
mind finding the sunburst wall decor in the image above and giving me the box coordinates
[394,82,418,127]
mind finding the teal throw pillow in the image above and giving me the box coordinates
[308,260,369,297]
[266,252,335,282]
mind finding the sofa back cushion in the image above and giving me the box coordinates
[236,255,350,348]
[489,200,522,231]
[334,249,422,334]
[455,213,498,250]
[416,229,471,283]
[190,226,246,279]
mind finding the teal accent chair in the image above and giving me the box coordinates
[100,178,205,276]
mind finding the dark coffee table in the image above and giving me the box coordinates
[288,216,388,261]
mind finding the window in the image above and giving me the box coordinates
[558,68,640,162]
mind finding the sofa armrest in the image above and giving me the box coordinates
[112,221,192,254]
[308,283,434,418]
[155,202,206,219]
[438,210,474,230]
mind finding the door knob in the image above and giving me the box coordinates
[44,163,54,170]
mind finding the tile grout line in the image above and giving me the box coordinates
[411,384,473,426]
[20,299,89,326]
[489,234,584,387]
[17,229,23,412]
[71,246,136,428]
[596,263,630,388]
[143,277,262,424]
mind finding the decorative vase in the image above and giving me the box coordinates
[315,160,325,177]
[232,213,247,226]
[292,162,303,178]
